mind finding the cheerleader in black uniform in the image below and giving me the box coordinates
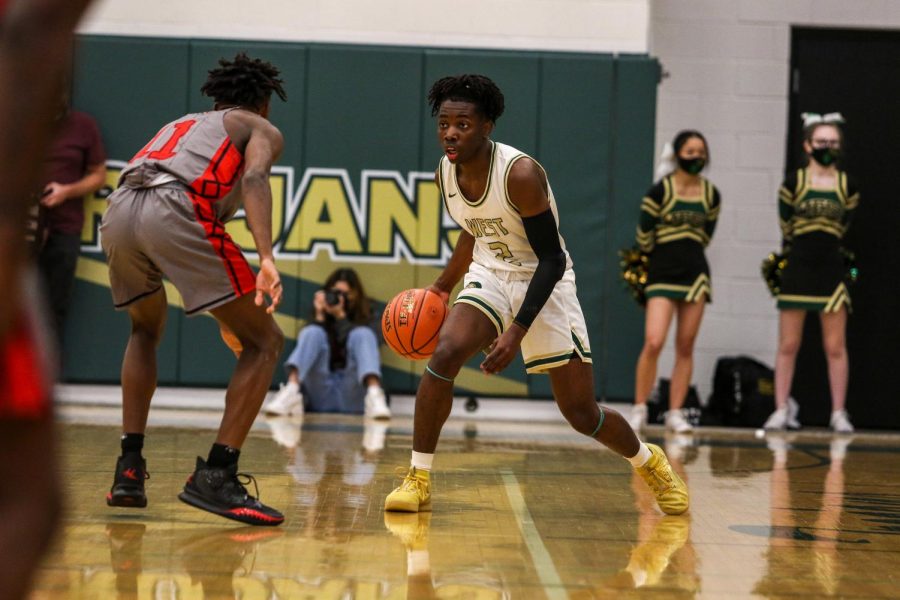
[763,113,858,433]
[629,130,721,433]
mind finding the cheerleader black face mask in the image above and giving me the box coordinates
[677,156,706,175]
[810,146,840,167]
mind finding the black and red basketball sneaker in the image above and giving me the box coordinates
[107,454,149,508]
[177,457,284,527]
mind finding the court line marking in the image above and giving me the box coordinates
[501,469,569,600]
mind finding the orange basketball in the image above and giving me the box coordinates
[382,288,448,360]
[218,322,243,358]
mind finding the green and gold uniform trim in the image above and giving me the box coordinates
[435,165,451,218]
[636,175,720,253]
[646,273,711,303]
[502,154,529,214]
[777,282,851,313]
[525,351,577,373]
[454,294,505,336]
[524,331,593,374]
[450,141,497,208]
[779,168,858,242]
[571,330,592,360]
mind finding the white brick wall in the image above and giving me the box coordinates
[80,0,650,53]
[649,0,900,399]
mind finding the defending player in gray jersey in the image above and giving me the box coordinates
[100,53,287,526]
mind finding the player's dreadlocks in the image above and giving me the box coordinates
[428,74,505,122]
[201,52,287,110]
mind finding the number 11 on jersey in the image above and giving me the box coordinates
[131,119,197,162]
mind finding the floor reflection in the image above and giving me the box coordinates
[384,512,435,599]
[628,434,697,594]
[31,411,900,598]
[104,522,144,598]
[753,435,855,598]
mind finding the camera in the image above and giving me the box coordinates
[324,288,347,307]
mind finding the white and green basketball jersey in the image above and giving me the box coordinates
[438,141,572,277]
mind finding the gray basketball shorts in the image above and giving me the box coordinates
[100,185,256,315]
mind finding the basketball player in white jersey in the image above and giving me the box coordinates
[385,74,689,517]
[100,54,286,526]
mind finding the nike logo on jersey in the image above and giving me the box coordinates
[449,192,457,197]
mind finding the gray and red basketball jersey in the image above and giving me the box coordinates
[120,109,244,222]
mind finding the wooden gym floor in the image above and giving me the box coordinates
[29,405,900,599]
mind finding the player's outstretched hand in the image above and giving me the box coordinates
[480,323,527,375]
[255,257,283,314]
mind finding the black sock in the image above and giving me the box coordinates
[207,443,240,469]
[121,433,145,456]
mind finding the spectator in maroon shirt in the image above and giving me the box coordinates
[38,99,106,349]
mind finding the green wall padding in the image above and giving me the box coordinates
[66,35,658,401]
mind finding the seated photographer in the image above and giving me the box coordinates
[264,268,391,419]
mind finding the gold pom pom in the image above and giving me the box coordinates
[619,246,650,306]
[762,246,857,298]
[760,251,786,297]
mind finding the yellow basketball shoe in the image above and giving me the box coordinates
[384,511,432,551]
[626,516,689,587]
[385,467,432,512]
[635,444,689,515]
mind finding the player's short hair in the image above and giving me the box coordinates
[428,74,505,122]
[201,52,287,110]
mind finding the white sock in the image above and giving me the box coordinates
[285,380,299,393]
[407,550,431,575]
[626,443,652,467]
[411,451,433,471]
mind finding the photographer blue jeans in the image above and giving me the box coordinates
[264,269,391,419]
[285,323,382,414]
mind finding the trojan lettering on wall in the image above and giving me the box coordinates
[81,161,461,263]
[75,160,531,396]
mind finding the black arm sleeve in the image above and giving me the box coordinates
[514,208,567,330]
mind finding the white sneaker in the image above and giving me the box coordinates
[766,435,790,454]
[786,397,801,429]
[364,386,391,420]
[628,403,648,432]
[830,410,854,433]
[263,382,303,416]
[362,421,389,452]
[830,436,854,461]
[766,434,790,465]
[763,407,789,430]
[664,432,692,463]
[264,415,302,448]
[664,409,693,434]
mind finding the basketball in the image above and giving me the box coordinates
[218,322,243,358]
[382,288,448,359]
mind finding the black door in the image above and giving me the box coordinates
[787,27,900,428]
